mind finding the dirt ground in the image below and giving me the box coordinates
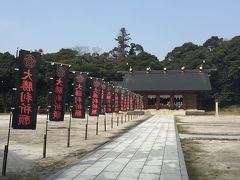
[0,112,149,179]
[176,115,240,180]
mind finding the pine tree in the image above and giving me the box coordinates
[114,27,131,59]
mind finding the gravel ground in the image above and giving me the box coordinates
[177,115,240,180]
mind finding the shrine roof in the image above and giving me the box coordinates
[119,70,212,91]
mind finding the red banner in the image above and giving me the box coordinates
[12,50,41,129]
[49,64,69,121]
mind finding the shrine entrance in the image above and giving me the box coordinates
[147,95,157,108]
[141,92,198,110]
[160,95,170,109]
[173,95,183,109]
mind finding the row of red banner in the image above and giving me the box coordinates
[12,49,144,129]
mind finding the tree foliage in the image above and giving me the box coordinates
[112,27,131,59]
[161,36,240,107]
[1,28,240,112]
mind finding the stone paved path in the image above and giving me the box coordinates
[47,115,188,180]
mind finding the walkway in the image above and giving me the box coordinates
[47,115,188,180]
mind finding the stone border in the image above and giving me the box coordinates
[174,117,189,180]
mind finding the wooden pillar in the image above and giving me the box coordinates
[183,94,187,110]
[156,95,160,110]
[215,101,219,116]
[143,94,148,109]
[193,94,197,109]
[170,95,174,110]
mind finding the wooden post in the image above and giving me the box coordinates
[43,110,49,158]
[121,113,123,124]
[67,109,72,147]
[117,113,119,126]
[104,114,106,131]
[156,94,160,110]
[170,95,174,110]
[85,112,88,140]
[96,116,98,135]
[111,112,113,128]
[215,101,219,116]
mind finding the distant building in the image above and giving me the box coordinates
[120,70,212,110]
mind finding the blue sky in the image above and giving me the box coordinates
[1,0,239,60]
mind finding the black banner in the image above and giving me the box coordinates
[100,81,107,115]
[129,92,134,111]
[106,84,113,113]
[126,91,130,111]
[114,87,120,112]
[12,49,41,129]
[72,72,87,118]
[120,88,125,111]
[136,95,139,110]
[140,96,144,109]
[133,94,137,110]
[138,95,141,109]
[89,78,101,116]
[49,64,69,121]
[123,90,127,111]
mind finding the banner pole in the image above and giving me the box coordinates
[111,112,113,128]
[96,115,99,135]
[85,109,88,140]
[121,112,123,124]
[104,114,106,131]
[2,109,13,176]
[43,109,49,158]
[117,112,119,126]
[67,108,72,147]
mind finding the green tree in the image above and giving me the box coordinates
[113,27,131,59]
[203,36,223,51]
[0,52,15,112]
[129,43,144,56]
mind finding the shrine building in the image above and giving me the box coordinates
[120,69,212,110]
